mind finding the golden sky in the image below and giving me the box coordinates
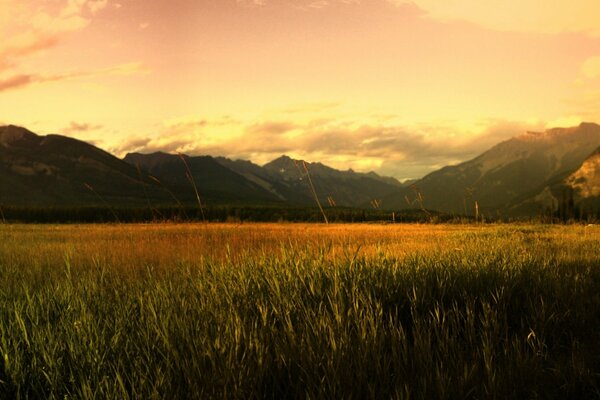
[2,0,600,179]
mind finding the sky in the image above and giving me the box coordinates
[1,0,600,180]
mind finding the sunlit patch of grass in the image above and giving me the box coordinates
[0,223,598,398]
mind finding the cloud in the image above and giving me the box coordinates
[246,121,297,135]
[391,1,600,36]
[114,136,152,154]
[114,135,193,156]
[0,74,35,92]
[581,56,600,79]
[565,57,600,121]
[99,62,150,76]
[115,117,540,179]
[236,0,267,6]
[285,102,339,112]
[234,0,600,35]
[0,0,109,72]
[161,118,208,137]
[88,0,109,13]
[564,88,600,122]
[0,35,61,69]
[0,62,148,93]
[237,0,360,9]
[63,121,103,134]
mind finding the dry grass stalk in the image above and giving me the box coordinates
[0,204,5,223]
[83,183,120,223]
[409,184,431,217]
[148,175,188,220]
[178,153,206,223]
[135,163,155,219]
[300,161,328,224]
[463,187,475,218]
[327,196,337,207]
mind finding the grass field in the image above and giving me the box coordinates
[0,223,598,399]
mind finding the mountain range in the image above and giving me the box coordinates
[1,123,599,218]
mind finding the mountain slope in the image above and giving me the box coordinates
[382,122,600,215]
[261,155,402,207]
[214,157,313,205]
[565,146,600,198]
[509,145,600,216]
[0,125,165,206]
[124,152,284,205]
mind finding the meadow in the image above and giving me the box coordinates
[0,223,598,399]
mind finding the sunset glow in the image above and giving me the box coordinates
[2,0,600,179]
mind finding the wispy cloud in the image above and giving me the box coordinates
[0,75,35,92]
[236,0,360,9]
[391,1,600,36]
[0,62,148,93]
[581,56,600,79]
[63,121,103,134]
[246,121,298,136]
[0,1,110,72]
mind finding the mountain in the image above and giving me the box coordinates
[213,155,403,207]
[509,145,600,216]
[381,122,600,216]
[3,123,599,218]
[123,152,284,205]
[0,125,166,206]
[260,155,403,207]
[565,146,600,199]
[214,157,313,204]
[0,124,402,209]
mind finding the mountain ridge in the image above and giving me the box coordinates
[1,123,599,218]
[0,125,168,206]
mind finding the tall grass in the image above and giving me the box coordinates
[299,161,328,224]
[135,163,156,219]
[83,183,120,223]
[178,153,206,223]
[148,176,188,220]
[0,224,598,399]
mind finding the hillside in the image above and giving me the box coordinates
[260,155,402,207]
[509,145,600,216]
[128,153,404,208]
[124,152,284,205]
[565,146,600,198]
[381,122,600,216]
[0,125,166,206]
